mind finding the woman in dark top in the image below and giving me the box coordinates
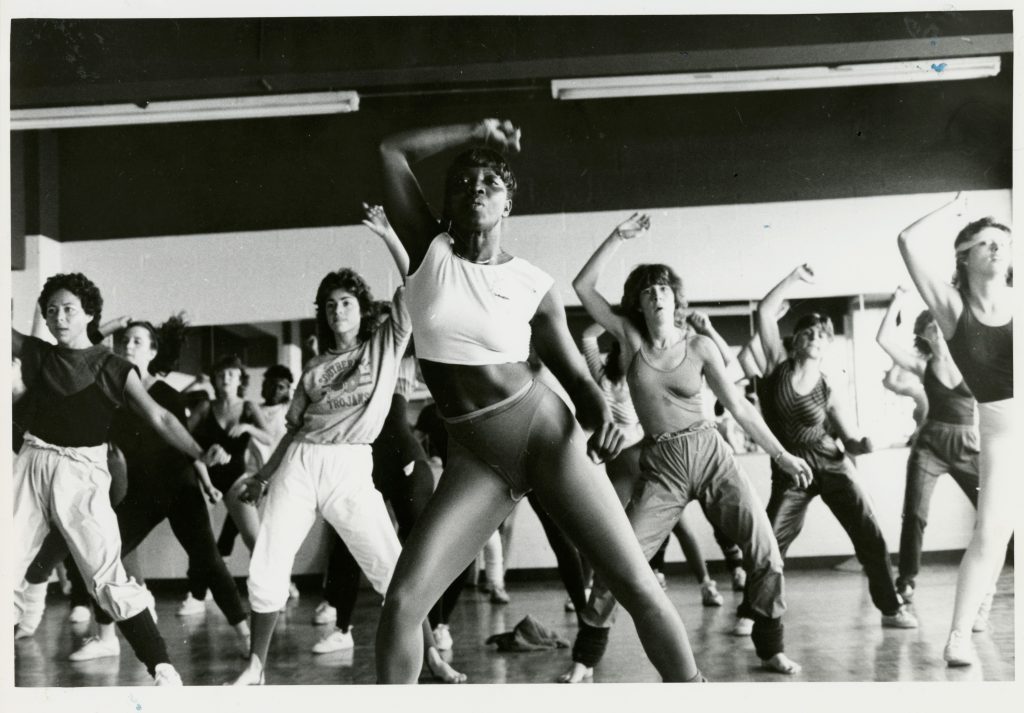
[898,193,1013,667]
[61,316,253,662]
[11,273,226,685]
[180,354,271,615]
[876,288,980,606]
[756,264,918,631]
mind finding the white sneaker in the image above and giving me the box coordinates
[881,605,919,629]
[944,630,977,667]
[433,624,454,651]
[68,605,92,624]
[700,580,724,607]
[288,582,301,600]
[731,617,754,637]
[312,601,337,625]
[653,570,667,590]
[154,663,184,686]
[177,593,207,617]
[69,636,121,661]
[730,567,747,592]
[973,592,995,633]
[311,628,354,654]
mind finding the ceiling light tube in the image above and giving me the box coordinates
[10,90,360,130]
[551,56,1001,100]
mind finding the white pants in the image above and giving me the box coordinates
[248,441,402,613]
[12,434,152,621]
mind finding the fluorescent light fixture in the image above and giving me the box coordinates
[551,56,1001,100]
[10,90,360,130]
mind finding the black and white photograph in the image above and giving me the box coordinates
[2,0,1017,705]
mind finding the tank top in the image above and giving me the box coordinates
[759,360,840,458]
[945,305,1013,403]
[626,342,705,437]
[922,362,976,426]
[192,401,256,482]
[109,380,190,471]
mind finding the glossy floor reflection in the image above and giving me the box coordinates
[14,563,1013,686]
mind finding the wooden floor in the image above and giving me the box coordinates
[13,563,1014,686]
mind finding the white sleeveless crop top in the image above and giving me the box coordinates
[405,233,554,365]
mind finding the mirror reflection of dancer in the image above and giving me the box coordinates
[876,287,982,607]
[228,215,464,685]
[375,120,703,683]
[12,273,228,685]
[562,214,809,682]
[756,265,918,630]
[898,193,1013,667]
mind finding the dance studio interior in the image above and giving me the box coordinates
[6,8,1015,690]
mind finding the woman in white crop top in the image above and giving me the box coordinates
[375,119,705,683]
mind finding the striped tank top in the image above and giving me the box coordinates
[758,360,839,457]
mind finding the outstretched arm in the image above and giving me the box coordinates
[572,213,650,347]
[379,119,521,272]
[579,322,607,383]
[897,192,965,338]
[757,266,814,373]
[875,288,926,376]
[827,387,873,456]
[697,336,813,488]
[362,203,410,277]
[531,288,624,463]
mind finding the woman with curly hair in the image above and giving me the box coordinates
[12,273,227,685]
[228,217,464,685]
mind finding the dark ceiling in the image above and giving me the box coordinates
[9,13,1013,244]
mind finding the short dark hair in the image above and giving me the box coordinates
[912,309,934,357]
[264,364,294,383]
[314,268,377,350]
[442,148,518,226]
[119,313,189,376]
[209,354,249,397]
[792,312,834,340]
[620,264,687,338]
[952,217,1012,294]
[38,273,103,344]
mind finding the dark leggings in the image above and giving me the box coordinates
[323,395,467,629]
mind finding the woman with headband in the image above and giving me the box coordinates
[898,193,1013,667]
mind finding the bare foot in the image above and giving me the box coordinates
[426,648,467,683]
[557,662,594,683]
[229,655,265,685]
[762,652,801,675]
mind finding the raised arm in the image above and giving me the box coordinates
[571,213,650,347]
[897,192,965,337]
[757,266,813,373]
[379,119,521,272]
[686,310,734,368]
[579,322,607,383]
[362,203,409,277]
[875,288,926,376]
[98,316,131,339]
[696,337,813,488]
[531,288,623,463]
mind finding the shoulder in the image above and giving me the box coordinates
[407,233,453,279]
[509,255,554,292]
[688,333,718,360]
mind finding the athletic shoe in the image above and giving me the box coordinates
[973,592,995,633]
[433,624,454,651]
[731,617,754,636]
[69,636,121,661]
[311,627,354,654]
[154,663,184,686]
[68,605,92,624]
[653,570,667,590]
[700,580,724,607]
[288,582,300,600]
[730,567,746,592]
[176,593,206,617]
[490,586,510,604]
[896,582,914,604]
[312,601,337,625]
[564,597,576,612]
[881,605,919,629]
[944,630,977,667]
